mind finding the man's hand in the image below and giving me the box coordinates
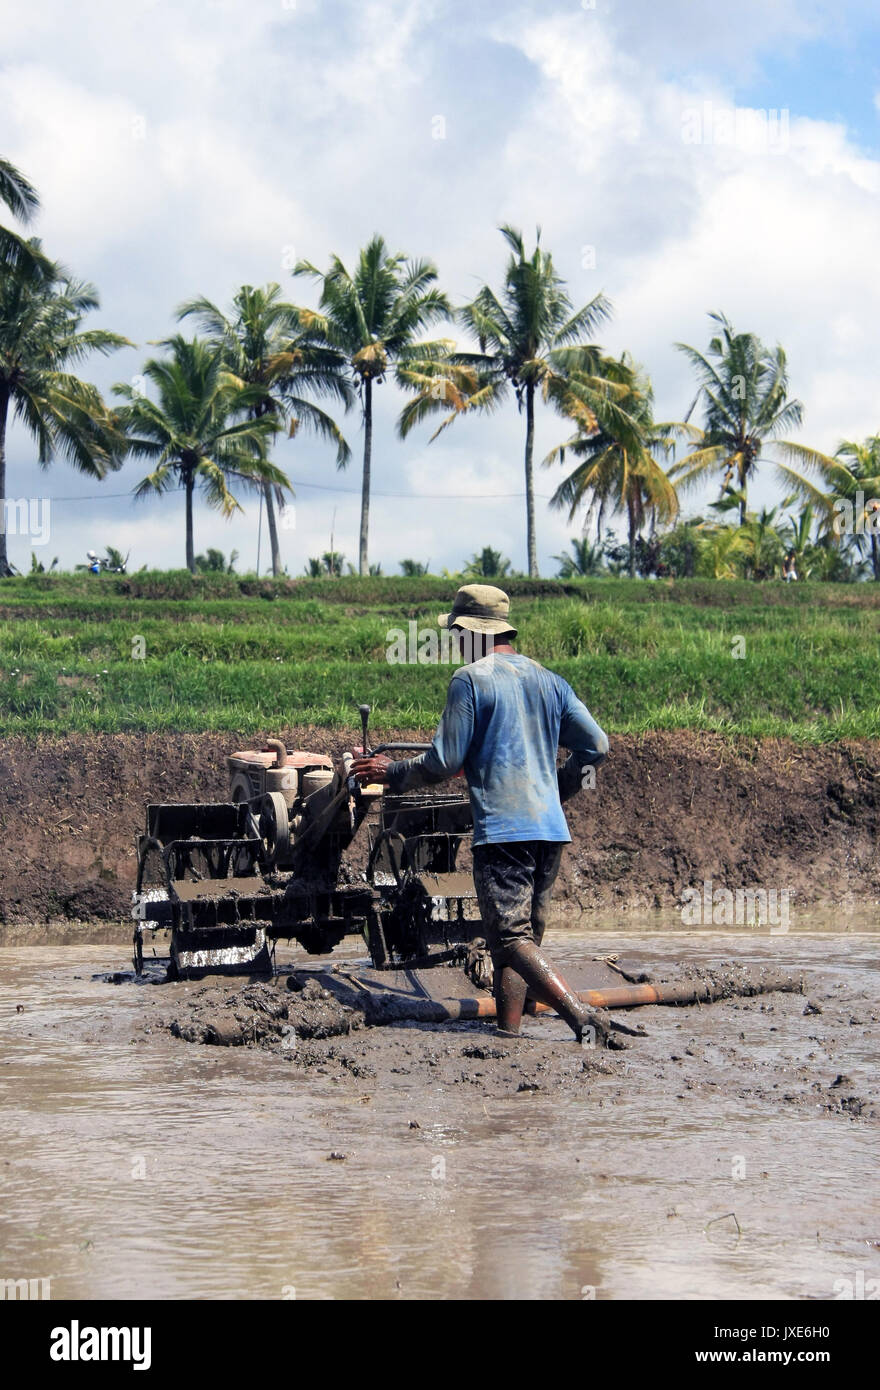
[350,753,393,785]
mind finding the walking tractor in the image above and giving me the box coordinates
[132,705,485,980]
[132,703,801,1026]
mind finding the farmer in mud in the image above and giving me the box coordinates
[351,583,613,1047]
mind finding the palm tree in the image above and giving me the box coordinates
[0,158,52,277]
[672,313,835,524]
[553,537,604,577]
[177,284,353,576]
[701,487,791,580]
[832,437,880,580]
[781,503,817,579]
[697,523,752,580]
[305,551,345,577]
[397,226,624,578]
[114,336,285,572]
[739,501,787,581]
[292,236,451,574]
[195,547,238,574]
[657,518,704,578]
[464,546,511,579]
[0,244,129,575]
[545,359,679,578]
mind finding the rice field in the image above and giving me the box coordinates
[1,572,879,739]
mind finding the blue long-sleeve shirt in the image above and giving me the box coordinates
[386,653,608,846]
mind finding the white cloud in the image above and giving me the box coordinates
[493,11,880,511]
[2,0,878,572]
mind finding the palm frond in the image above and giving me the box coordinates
[0,158,40,222]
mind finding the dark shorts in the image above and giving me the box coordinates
[472,841,565,957]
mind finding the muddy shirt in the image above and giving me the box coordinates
[386,653,608,846]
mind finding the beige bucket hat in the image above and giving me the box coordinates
[438,584,516,636]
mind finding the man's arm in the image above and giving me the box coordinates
[352,672,475,791]
[557,685,609,803]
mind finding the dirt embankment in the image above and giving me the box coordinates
[0,729,878,928]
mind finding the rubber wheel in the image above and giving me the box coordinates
[259,791,291,868]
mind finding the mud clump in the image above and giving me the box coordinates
[654,961,804,1002]
[461,1044,507,1060]
[167,976,360,1048]
[155,971,623,1096]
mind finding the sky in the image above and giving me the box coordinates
[1,0,879,576]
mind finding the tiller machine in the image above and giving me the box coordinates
[132,705,483,979]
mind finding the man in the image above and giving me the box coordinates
[351,583,613,1047]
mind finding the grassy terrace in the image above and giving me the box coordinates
[1,572,879,739]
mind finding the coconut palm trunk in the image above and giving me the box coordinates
[263,481,281,576]
[359,377,373,576]
[627,491,638,578]
[524,381,538,578]
[184,467,196,573]
[0,384,10,576]
[253,400,281,578]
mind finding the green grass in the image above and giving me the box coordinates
[1,572,879,739]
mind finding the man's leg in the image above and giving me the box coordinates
[494,962,530,1036]
[474,842,612,1045]
[510,841,615,1044]
[472,843,535,1036]
[499,938,613,1045]
[522,842,563,1015]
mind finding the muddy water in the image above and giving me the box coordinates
[2,920,878,1301]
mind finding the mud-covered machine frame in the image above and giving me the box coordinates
[132,706,482,979]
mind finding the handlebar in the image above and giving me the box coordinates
[370,743,431,755]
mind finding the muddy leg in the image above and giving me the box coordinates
[493,963,529,1035]
[523,843,563,1016]
[474,844,535,1038]
[476,842,607,1043]
[498,939,614,1047]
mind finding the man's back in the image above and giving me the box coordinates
[390,651,608,846]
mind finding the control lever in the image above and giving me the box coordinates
[358,703,371,757]
[347,702,372,805]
